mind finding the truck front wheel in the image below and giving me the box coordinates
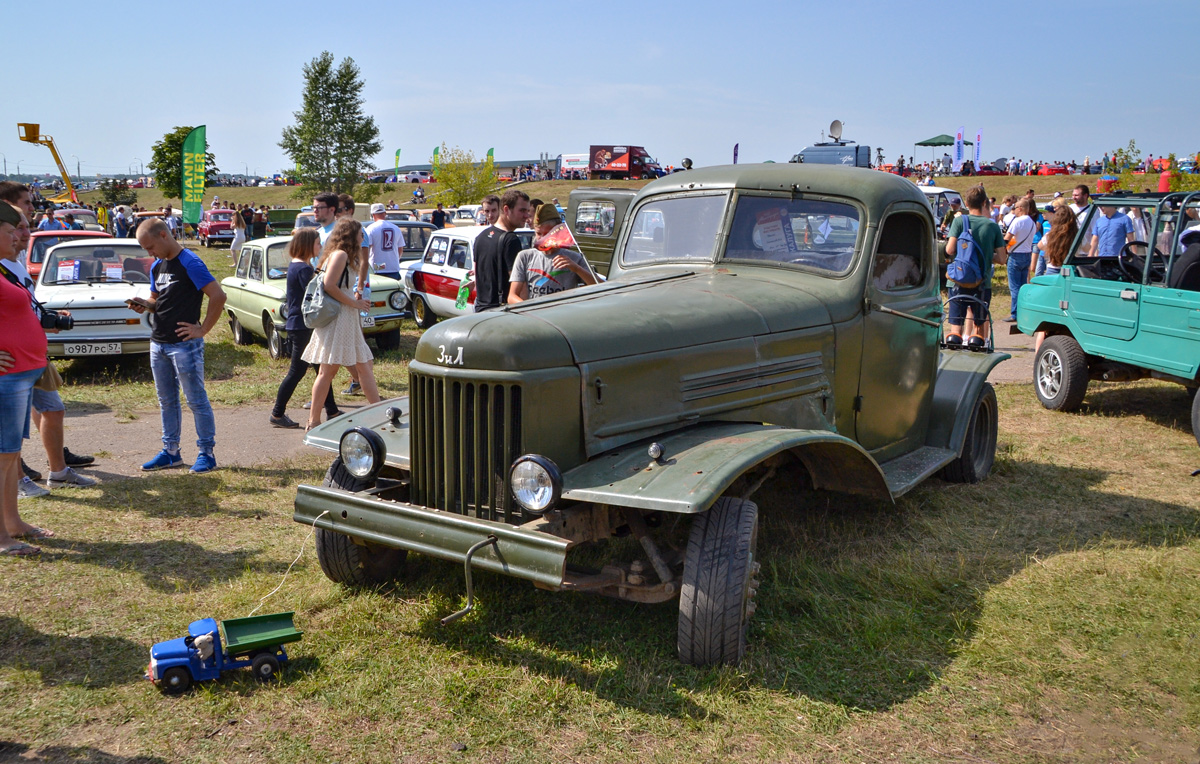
[159,666,192,694]
[677,496,760,666]
[1035,335,1088,412]
[314,458,407,587]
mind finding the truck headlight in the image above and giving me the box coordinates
[339,427,386,481]
[388,291,408,311]
[509,455,562,514]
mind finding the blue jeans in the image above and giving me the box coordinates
[1007,252,1032,319]
[0,367,44,453]
[1034,252,1047,277]
[150,338,215,455]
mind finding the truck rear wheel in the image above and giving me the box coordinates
[941,382,997,484]
[251,652,281,681]
[1035,335,1088,412]
[315,458,407,587]
[159,666,192,694]
[677,496,760,666]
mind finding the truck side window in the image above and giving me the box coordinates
[235,248,251,278]
[872,213,926,291]
[576,201,616,237]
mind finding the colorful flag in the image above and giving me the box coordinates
[394,149,401,180]
[181,126,206,226]
[974,131,982,169]
[432,146,440,178]
[952,126,965,174]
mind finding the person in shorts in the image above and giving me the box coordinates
[944,185,1006,350]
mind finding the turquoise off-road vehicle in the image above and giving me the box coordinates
[1015,192,1200,445]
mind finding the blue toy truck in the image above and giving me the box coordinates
[146,611,303,694]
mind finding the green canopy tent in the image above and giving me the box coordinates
[915,134,972,163]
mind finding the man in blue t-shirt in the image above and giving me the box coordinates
[129,219,227,474]
[1089,206,1136,257]
[38,212,65,231]
[312,192,338,247]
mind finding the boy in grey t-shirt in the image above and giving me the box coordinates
[508,203,596,303]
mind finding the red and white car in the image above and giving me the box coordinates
[402,225,533,329]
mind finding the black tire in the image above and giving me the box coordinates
[412,295,438,330]
[229,313,252,345]
[374,328,401,352]
[941,382,998,484]
[314,458,407,587]
[159,666,192,694]
[1034,335,1089,411]
[251,653,280,681]
[677,496,760,666]
[266,322,285,360]
[1192,386,1200,448]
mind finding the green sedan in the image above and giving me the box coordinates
[221,235,409,359]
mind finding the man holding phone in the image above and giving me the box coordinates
[129,220,226,474]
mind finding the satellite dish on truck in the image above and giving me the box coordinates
[829,120,843,142]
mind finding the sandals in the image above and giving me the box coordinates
[1,541,41,557]
[15,527,54,540]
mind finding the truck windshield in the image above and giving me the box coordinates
[621,194,726,266]
[724,195,860,275]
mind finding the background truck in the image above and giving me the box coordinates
[556,153,590,178]
[589,145,661,180]
[147,612,302,694]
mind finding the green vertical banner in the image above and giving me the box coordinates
[432,145,440,178]
[181,126,206,226]
[394,149,401,180]
[486,148,494,161]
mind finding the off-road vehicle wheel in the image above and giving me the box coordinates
[1191,386,1200,448]
[314,458,406,586]
[229,313,252,345]
[373,328,401,352]
[1035,335,1088,412]
[677,496,760,666]
[412,295,438,330]
[941,382,998,484]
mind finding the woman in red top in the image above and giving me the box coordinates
[0,202,49,555]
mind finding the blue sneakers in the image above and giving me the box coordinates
[142,450,183,471]
[190,452,218,474]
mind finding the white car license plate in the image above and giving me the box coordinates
[360,315,376,328]
[64,342,122,355]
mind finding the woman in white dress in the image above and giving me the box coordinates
[229,206,246,259]
[302,219,381,429]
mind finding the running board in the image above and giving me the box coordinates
[879,446,957,497]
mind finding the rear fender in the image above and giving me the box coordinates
[561,421,891,514]
[926,350,1009,454]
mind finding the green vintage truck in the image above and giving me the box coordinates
[294,164,1007,665]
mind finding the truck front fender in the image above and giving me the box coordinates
[560,421,891,514]
[926,350,1010,455]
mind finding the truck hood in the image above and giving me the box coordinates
[503,269,833,364]
[150,636,191,661]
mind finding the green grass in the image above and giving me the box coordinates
[4,345,1198,763]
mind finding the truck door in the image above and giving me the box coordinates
[857,207,941,455]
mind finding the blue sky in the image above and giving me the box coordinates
[4,0,1197,180]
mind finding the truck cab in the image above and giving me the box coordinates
[294,164,1006,666]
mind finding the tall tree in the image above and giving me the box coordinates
[279,52,381,195]
[147,126,219,200]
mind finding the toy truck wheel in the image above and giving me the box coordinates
[940,382,998,484]
[251,653,281,681]
[315,458,407,586]
[1035,336,1088,412]
[159,666,192,694]
[677,496,759,667]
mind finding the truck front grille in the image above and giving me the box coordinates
[409,372,522,523]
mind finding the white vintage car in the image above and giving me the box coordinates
[35,239,155,358]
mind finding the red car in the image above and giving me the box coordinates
[1037,164,1069,176]
[973,164,1007,176]
[198,209,237,247]
[24,229,113,279]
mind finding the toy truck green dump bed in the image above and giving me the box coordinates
[221,612,302,656]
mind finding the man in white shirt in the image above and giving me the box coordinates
[365,203,405,280]
[1070,184,1097,248]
